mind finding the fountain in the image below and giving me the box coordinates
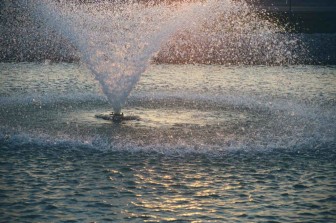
[1,1,336,222]
[21,0,310,121]
[26,0,225,120]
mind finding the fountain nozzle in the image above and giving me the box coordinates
[111,112,124,122]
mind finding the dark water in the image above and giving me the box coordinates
[0,63,335,222]
[1,145,335,222]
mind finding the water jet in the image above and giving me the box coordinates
[26,0,220,117]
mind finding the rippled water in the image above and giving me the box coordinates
[0,62,335,222]
[1,147,335,222]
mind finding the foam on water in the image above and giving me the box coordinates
[1,63,335,156]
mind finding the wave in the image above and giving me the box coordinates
[0,127,335,158]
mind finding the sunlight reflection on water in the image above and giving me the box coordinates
[0,62,335,222]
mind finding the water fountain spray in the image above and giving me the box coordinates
[27,0,218,121]
[22,0,307,122]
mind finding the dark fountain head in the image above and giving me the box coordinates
[95,112,141,123]
[111,112,124,122]
[95,112,124,123]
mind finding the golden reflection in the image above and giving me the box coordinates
[127,166,248,221]
[162,175,173,180]
[195,189,218,197]
[139,109,212,127]
[180,212,208,217]
[248,194,254,202]
[117,160,263,221]
[223,184,242,190]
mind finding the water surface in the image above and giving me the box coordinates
[0,63,335,222]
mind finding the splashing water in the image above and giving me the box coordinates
[25,0,308,113]
[156,1,308,65]
[28,0,220,113]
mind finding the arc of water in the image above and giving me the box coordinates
[28,0,219,113]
